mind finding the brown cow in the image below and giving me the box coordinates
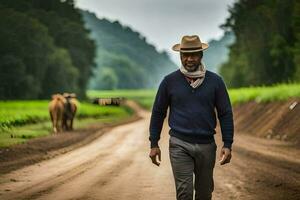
[49,94,66,133]
[62,93,77,131]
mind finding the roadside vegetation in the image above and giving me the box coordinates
[88,83,300,109]
[0,101,133,147]
[88,89,156,110]
[1,83,299,147]
[229,83,300,105]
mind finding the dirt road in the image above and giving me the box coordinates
[0,102,299,200]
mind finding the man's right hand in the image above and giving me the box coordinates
[149,147,161,166]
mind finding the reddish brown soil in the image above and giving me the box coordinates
[234,98,300,144]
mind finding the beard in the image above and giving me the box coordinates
[183,63,199,72]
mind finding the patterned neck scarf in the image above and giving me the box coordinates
[180,61,206,88]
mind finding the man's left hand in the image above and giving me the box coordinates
[219,147,232,165]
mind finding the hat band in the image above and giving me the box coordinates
[180,46,202,50]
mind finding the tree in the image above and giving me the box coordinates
[94,67,118,90]
[219,0,299,87]
[0,8,55,99]
[0,55,34,99]
[40,48,79,98]
[0,0,96,99]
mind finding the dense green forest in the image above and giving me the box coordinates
[220,0,300,87]
[0,0,96,99]
[81,10,177,90]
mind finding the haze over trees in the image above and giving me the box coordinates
[203,31,235,73]
[81,10,177,90]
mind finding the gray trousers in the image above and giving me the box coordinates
[169,136,217,200]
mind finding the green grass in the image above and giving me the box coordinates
[88,89,156,99]
[0,122,51,147]
[0,100,133,147]
[1,83,299,147]
[229,83,300,105]
[87,83,300,109]
[0,101,49,129]
[0,114,130,148]
[0,101,132,130]
[87,89,156,109]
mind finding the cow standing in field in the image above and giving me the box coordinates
[62,93,77,131]
[49,94,66,133]
[92,97,124,106]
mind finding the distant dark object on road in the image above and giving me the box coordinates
[92,97,126,106]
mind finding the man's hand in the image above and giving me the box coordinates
[219,147,232,165]
[149,147,161,166]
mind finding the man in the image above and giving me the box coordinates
[149,35,234,200]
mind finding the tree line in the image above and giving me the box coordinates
[0,0,96,99]
[219,0,300,87]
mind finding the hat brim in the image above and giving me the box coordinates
[172,43,209,52]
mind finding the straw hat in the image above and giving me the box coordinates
[172,35,209,52]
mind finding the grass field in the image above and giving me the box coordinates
[88,83,300,109]
[229,83,300,104]
[87,89,156,109]
[1,83,299,147]
[0,101,132,129]
[0,101,133,147]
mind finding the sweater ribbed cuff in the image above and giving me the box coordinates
[150,141,159,148]
[223,141,232,150]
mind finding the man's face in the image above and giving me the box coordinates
[180,51,202,72]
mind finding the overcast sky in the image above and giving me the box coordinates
[76,0,235,63]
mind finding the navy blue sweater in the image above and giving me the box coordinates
[149,69,234,149]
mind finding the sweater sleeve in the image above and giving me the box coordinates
[215,77,234,149]
[149,77,170,148]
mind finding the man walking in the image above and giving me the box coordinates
[149,35,234,200]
